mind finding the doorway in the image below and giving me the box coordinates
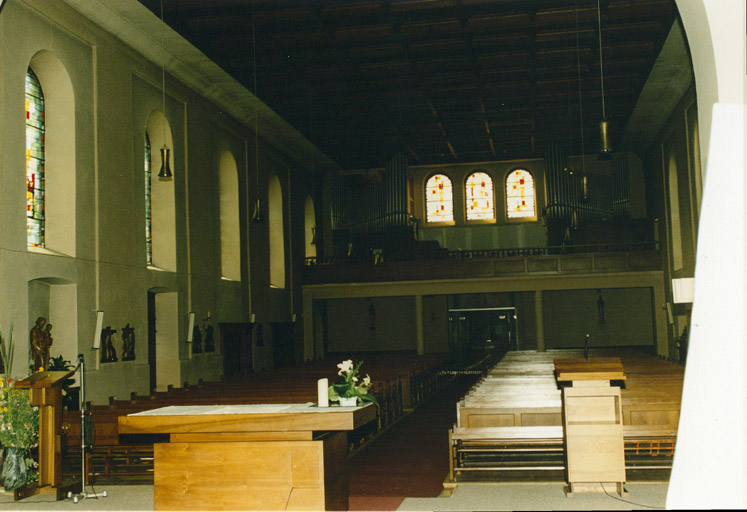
[448,307,516,367]
[220,323,253,377]
[147,290,179,392]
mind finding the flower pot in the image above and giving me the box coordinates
[2,447,28,491]
[338,396,358,407]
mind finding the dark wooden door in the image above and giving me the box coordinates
[271,322,295,369]
[220,323,252,377]
[147,292,156,394]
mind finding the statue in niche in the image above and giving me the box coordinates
[31,316,52,372]
[100,326,118,363]
[121,323,136,361]
[192,325,202,353]
[204,324,215,353]
[597,289,605,324]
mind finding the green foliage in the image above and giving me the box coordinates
[0,385,39,450]
[48,355,77,410]
[328,359,379,406]
[0,323,40,487]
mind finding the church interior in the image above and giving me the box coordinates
[0,0,744,510]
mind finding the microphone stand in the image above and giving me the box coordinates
[584,334,590,361]
[67,354,107,503]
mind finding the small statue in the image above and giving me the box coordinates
[43,324,54,370]
[192,325,202,353]
[30,316,48,372]
[121,323,135,361]
[204,324,215,352]
[597,289,605,324]
[100,326,118,363]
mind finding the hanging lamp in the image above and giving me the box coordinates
[250,0,264,223]
[157,0,172,180]
[597,0,613,160]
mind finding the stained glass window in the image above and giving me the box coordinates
[26,67,45,247]
[465,171,495,221]
[145,131,152,265]
[506,168,537,220]
[425,174,454,223]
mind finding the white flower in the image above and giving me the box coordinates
[352,376,358,382]
[363,375,371,387]
[337,359,353,376]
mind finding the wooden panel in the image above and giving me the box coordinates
[526,257,558,273]
[468,413,515,428]
[559,255,593,272]
[520,412,562,426]
[154,440,328,511]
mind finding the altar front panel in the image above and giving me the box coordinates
[153,432,348,511]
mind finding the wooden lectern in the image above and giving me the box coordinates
[554,357,627,497]
[15,370,79,500]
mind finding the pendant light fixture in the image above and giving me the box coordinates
[250,0,264,223]
[157,0,172,180]
[597,0,613,160]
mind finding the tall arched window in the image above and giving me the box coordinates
[465,171,495,221]
[27,51,76,255]
[506,168,537,220]
[145,110,176,271]
[304,196,317,260]
[425,173,454,223]
[269,174,285,288]
[219,151,241,281]
[26,67,45,247]
[145,132,153,265]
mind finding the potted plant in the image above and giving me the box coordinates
[328,359,378,407]
[0,325,39,491]
[47,355,78,411]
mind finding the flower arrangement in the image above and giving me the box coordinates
[0,324,39,490]
[328,360,378,406]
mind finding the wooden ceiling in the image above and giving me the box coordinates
[139,0,678,170]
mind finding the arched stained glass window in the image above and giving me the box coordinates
[425,174,454,223]
[506,168,537,220]
[26,67,45,247]
[145,131,153,265]
[465,171,495,221]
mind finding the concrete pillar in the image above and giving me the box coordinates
[535,290,545,352]
[415,295,424,355]
[302,289,314,361]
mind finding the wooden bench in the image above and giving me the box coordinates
[446,348,684,484]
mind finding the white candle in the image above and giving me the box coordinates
[317,378,329,407]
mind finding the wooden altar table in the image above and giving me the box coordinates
[118,403,376,511]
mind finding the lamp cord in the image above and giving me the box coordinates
[252,0,260,192]
[574,0,586,175]
[597,0,606,119]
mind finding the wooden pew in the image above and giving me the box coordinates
[448,348,684,484]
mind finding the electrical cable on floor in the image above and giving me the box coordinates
[600,482,664,509]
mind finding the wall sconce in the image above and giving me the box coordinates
[251,198,264,223]
[92,310,104,350]
[186,312,195,342]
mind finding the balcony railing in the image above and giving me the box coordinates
[303,242,661,285]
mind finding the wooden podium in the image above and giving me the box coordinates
[14,370,79,500]
[554,358,627,497]
[119,403,377,511]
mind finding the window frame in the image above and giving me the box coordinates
[26,66,46,248]
[504,167,538,222]
[464,170,496,224]
[424,172,455,225]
